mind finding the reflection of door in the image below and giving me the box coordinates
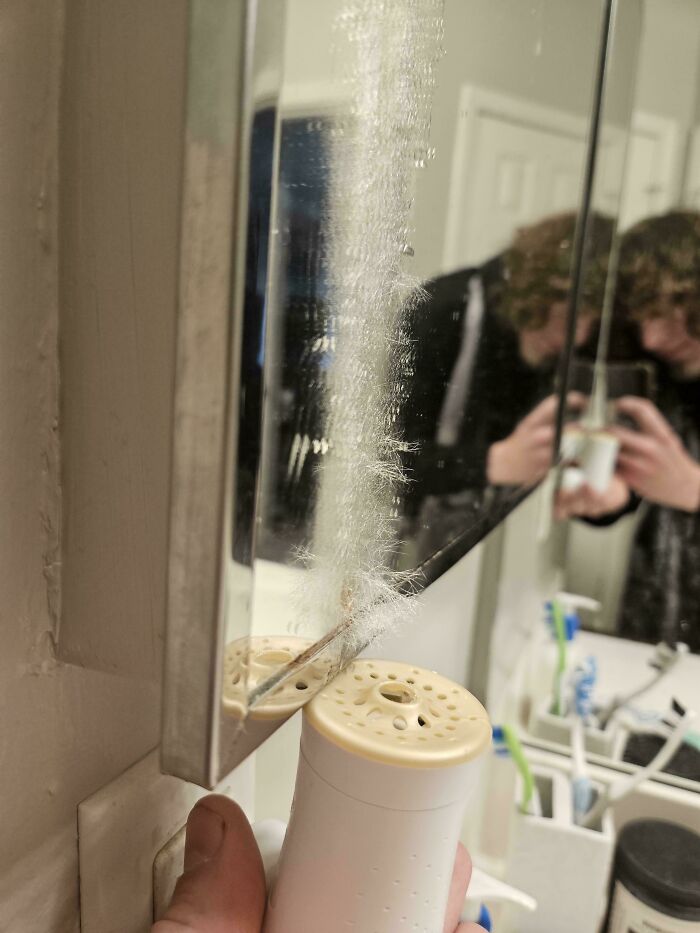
[444,88,587,269]
[618,112,682,230]
[685,126,700,210]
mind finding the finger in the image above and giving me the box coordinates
[566,390,588,411]
[616,396,674,441]
[554,492,577,520]
[562,483,615,518]
[555,485,586,514]
[609,424,658,458]
[616,462,653,493]
[454,925,487,932]
[563,485,594,515]
[577,485,613,517]
[531,425,556,448]
[567,493,594,516]
[443,844,472,933]
[154,795,266,933]
[522,395,558,428]
[617,453,655,477]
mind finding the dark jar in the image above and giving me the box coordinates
[607,819,700,932]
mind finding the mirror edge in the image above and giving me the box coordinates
[162,0,254,788]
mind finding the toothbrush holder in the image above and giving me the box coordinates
[529,696,620,758]
[502,765,615,933]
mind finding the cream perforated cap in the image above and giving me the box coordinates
[305,659,491,768]
[223,636,332,721]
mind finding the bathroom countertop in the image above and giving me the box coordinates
[578,630,700,718]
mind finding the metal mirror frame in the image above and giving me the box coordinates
[162,0,620,788]
[162,0,266,787]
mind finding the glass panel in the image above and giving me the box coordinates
[561,0,700,789]
[240,2,610,720]
[488,0,700,794]
[165,0,618,785]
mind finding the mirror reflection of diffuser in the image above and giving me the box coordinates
[222,636,332,720]
[263,659,491,933]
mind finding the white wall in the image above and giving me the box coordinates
[371,544,485,685]
[0,2,186,929]
[281,0,610,279]
[487,486,563,719]
[411,0,610,279]
[635,0,700,129]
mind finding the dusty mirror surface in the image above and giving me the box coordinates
[164,0,617,786]
[487,0,700,793]
[243,0,611,665]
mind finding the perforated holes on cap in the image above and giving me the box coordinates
[222,635,333,719]
[305,658,490,765]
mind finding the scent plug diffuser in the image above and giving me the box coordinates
[263,659,491,933]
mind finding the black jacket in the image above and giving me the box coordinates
[402,259,553,516]
[576,322,700,653]
[617,373,700,652]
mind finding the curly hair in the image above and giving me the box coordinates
[497,211,614,330]
[616,210,700,338]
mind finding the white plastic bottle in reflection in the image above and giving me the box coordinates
[579,431,620,494]
[262,659,491,933]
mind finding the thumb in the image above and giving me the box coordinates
[154,794,266,933]
[443,844,486,933]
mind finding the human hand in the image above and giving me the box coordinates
[153,795,266,933]
[487,393,584,487]
[444,842,489,932]
[487,395,558,487]
[610,396,700,511]
[154,795,485,933]
[554,474,631,521]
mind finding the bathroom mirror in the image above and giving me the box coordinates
[490,0,700,792]
[163,0,618,787]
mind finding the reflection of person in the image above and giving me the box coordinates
[402,212,612,559]
[154,796,483,933]
[557,211,700,651]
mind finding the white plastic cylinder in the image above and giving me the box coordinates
[580,431,620,493]
[262,659,491,933]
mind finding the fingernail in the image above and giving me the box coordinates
[184,803,225,871]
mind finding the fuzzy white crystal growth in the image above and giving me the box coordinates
[300,0,445,650]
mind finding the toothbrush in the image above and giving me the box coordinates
[669,699,700,751]
[597,641,687,729]
[571,657,597,824]
[581,708,697,829]
[461,901,493,930]
[618,698,700,750]
[493,724,541,817]
[551,599,568,716]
